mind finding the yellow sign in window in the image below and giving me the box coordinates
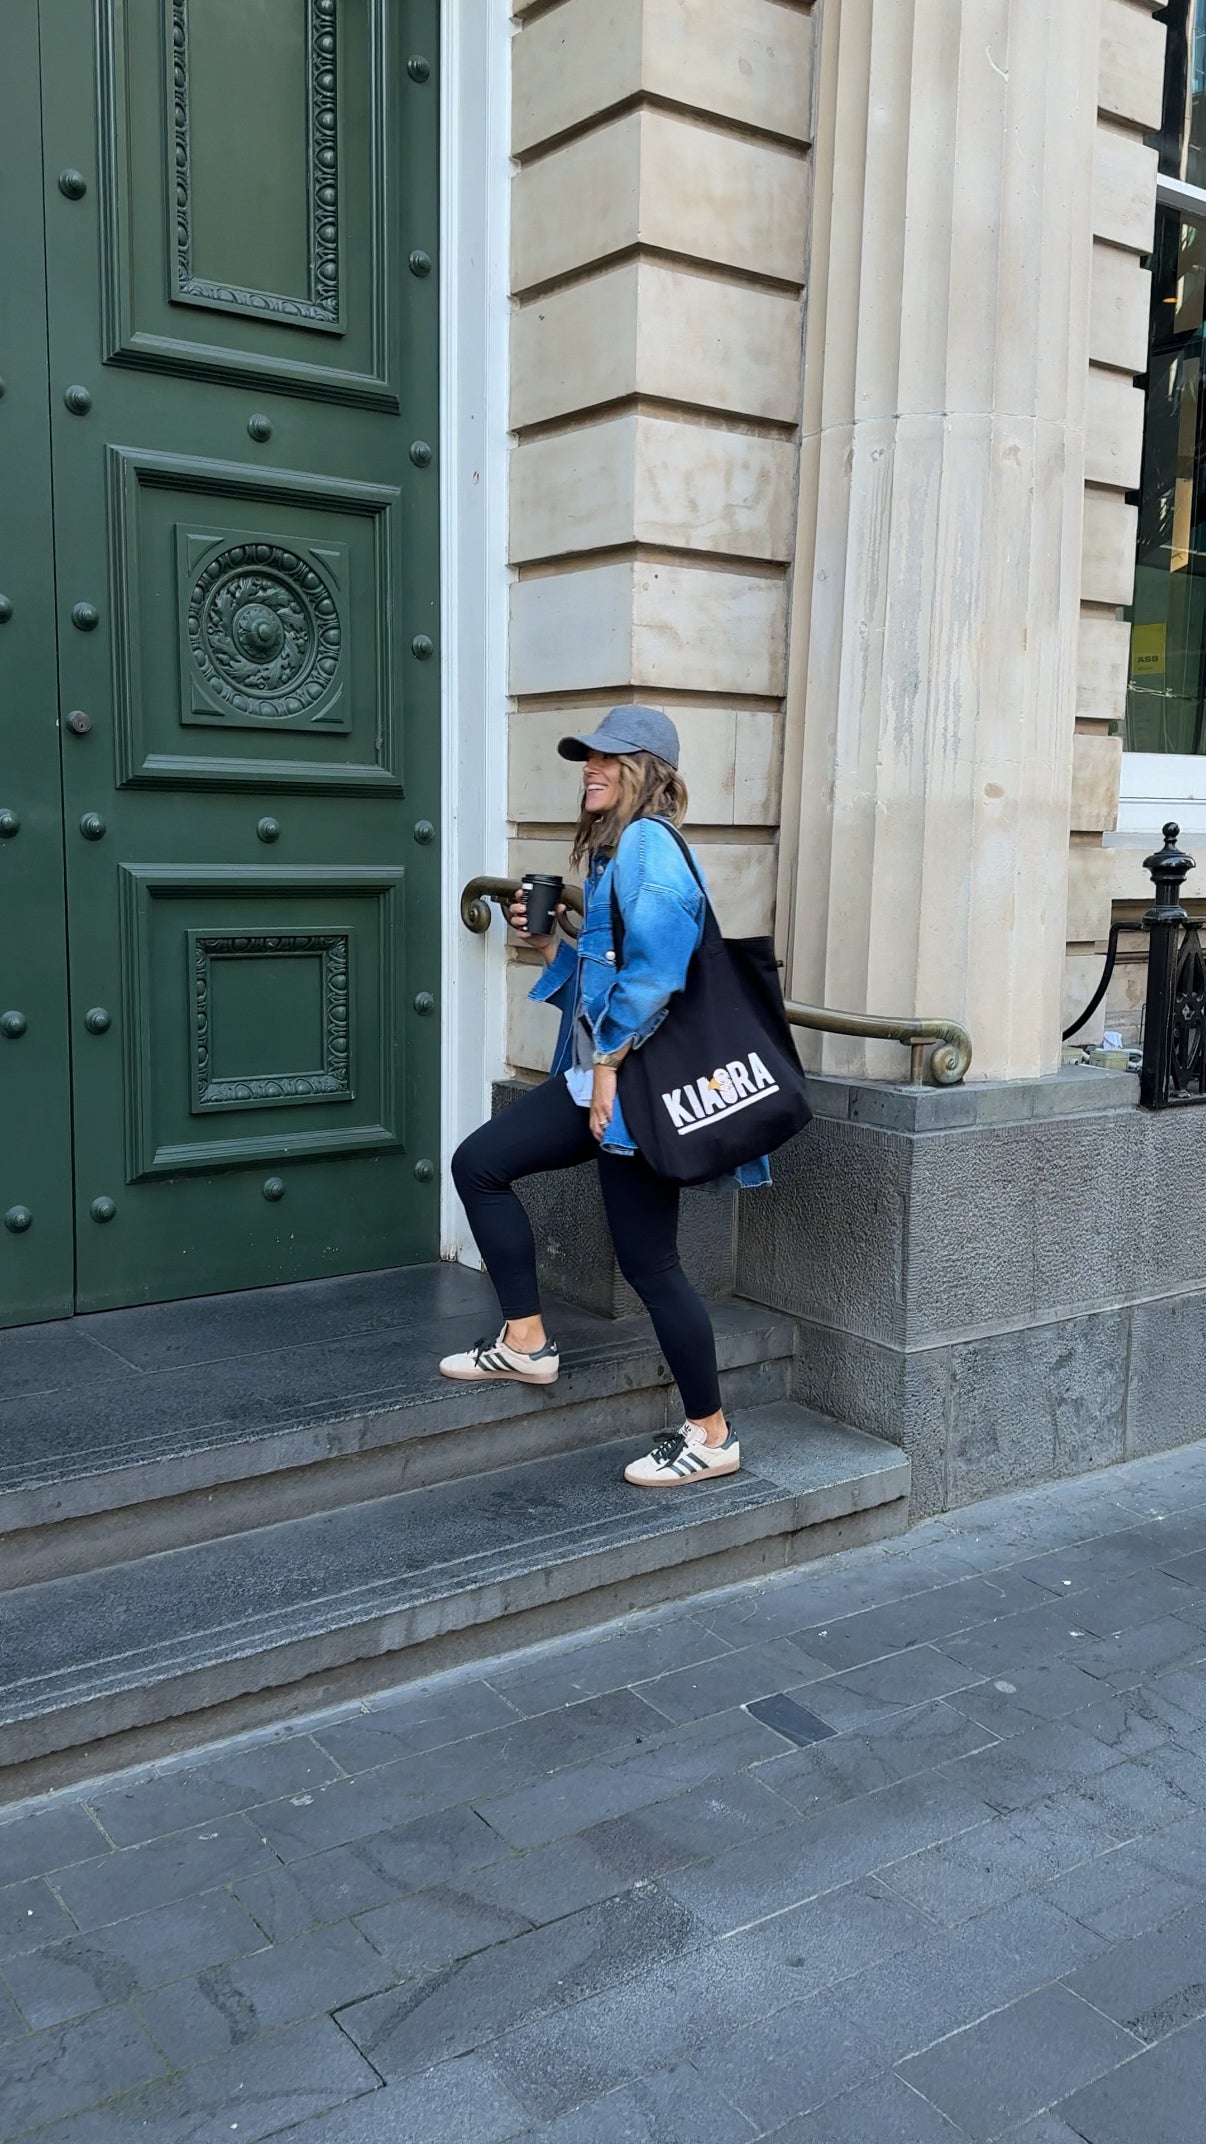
[1131,622,1167,676]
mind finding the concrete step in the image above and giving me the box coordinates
[0,1281,794,1584]
[0,1406,909,1797]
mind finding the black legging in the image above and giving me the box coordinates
[451,1076,722,1421]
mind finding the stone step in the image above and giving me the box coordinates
[0,1281,794,1585]
[0,1406,909,1796]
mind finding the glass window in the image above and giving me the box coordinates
[1157,0,1206,187]
[1126,1,1206,753]
[1127,205,1206,753]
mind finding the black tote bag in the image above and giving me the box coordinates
[610,822,812,1184]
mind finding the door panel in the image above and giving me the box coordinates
[100,0,403,402]
[118,868,405,1178]
[0,8,75,1323]
[28,0,440,1318]
[108,449,404,790]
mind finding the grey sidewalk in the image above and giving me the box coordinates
[2,1443,1206,2142]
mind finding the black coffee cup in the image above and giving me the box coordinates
[521,873,564,938]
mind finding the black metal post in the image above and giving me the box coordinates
[1140,822,1195,1108]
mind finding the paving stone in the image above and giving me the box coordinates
[38,2014,382,2143]
[136,1917,398,2065]
[829,1916,1068,2072]
[1014,1533,1197,1598]
[311,1679,521,1773]
[1056,2018,1206,2144]
[688,1983,883,2131]
[265,2053,531,2142]
[1161,1546,1206,1590]
[1064,1899,1206,2042]
[0,1986,24,2045]
[532,2059,757,2142]
[234,1805,511,1940]
[660,1772,992,1932]
[49,1813,276,1931]
[755,1700,998,1816]
[482,1614,735,1717]
[446,1771,792,1937]
[1041,1840,1205,1944]
[0,1801,109,1887]
[1064,1749,1193,1835]
[1133,1741,1206,1810]
[1067,1570,1206,1633]
[0,2001,166,2139]
[0,1887,266,2030]
[87,1733,342,1847]
[745,1692,837,1745]
[944,1661,1111,1739]
[255,1690,669,1859]
[941,1718,1120,1813]
[485,1880,930,2123]
[1066,1615,1206,1690]
[633,1637,832,1725]
[938,1599,1114,1678]
[336,1885,702,2083]
[792,1574,1051,1673]
[689,1586,839,1650]
[1143,1808,1206,1887]
[794,1646,982,1731]
[356,1883,536,1978]
[958,1888,1113,1984]
[473,1706,788,1850]
[896,1984,1141,2140]
[881,1788,1131,1928]
[1146,1661,1206,1722]
[996,2120,1088,2143]
[0,1875,75,1958]
[771,2070,973,2141]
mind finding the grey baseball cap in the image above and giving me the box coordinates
[558,704,680,769]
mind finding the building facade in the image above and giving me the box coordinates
[3,0,1202,1512]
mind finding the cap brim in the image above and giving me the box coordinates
[557,732,602,761]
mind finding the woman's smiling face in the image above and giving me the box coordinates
[582,752,623,813]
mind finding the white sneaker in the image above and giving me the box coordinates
[439,1327,560,1386]
[624,1421,740,1487]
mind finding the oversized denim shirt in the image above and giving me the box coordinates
[527,817,771,1187]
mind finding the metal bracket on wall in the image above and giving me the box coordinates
[459,876,972,1087]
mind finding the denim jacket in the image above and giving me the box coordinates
[528,817,771,1186]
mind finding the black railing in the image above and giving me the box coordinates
[1139,823,1206,1109]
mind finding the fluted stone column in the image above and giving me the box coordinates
[778,0,1101,1081]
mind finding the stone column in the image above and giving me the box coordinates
[778,0,1101,1081]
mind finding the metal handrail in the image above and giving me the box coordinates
[1062,920,1146,1042]
[461,876,583,937]
[460,876,972,1086]
[785,1001,971,1087]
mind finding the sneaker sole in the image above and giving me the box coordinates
[439,1364,560,1386]
[624,1454,741,1487]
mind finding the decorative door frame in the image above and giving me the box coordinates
[438,0,511,1256]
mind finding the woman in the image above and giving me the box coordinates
[443,705,767,1488]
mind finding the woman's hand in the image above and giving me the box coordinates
[589,1065,618,1143]
[508,897,566,965]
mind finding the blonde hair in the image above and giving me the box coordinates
[570,751,688,870]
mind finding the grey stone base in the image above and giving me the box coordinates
[491,1078,737,1317]
[492,1065,1206,1521]
[737,1067,1206,1518]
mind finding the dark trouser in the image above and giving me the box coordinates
[451,1076,723,1421]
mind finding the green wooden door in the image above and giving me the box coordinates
[1,0,441,1324]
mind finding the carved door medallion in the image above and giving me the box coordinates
[0,0,440,1323]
